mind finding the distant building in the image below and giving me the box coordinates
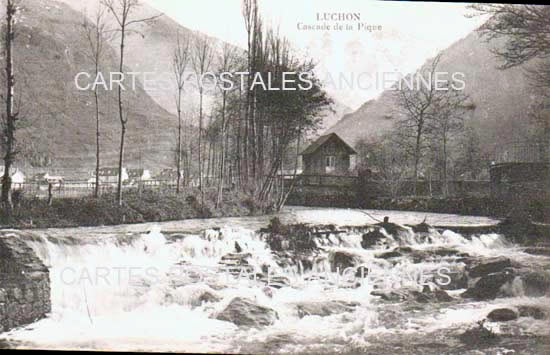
[127,168,151,182]
[0,167,26,189]
[155,168,181,181]
[95,167,128,185]
[300,133,357,175]
[32,173,63,188]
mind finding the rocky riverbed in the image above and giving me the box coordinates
[0,208,548,354]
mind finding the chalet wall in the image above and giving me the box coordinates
[303,138,353,175]
[286,185,359,208]
[0,232,51,333]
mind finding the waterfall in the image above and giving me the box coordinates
[2,211,549,353]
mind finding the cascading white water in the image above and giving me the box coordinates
[2,210,549,353]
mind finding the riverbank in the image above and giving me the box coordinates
[0,189,260,229]
[365,195,550,223]
[287,189,550,224]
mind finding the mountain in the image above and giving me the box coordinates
[318,100,352,135]
[57,0,347,133]
[54,0,213,115]
[3,0,196,175]
[326,30,539,156]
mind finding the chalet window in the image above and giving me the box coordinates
[325,155,336,173]
[326,156,335,167]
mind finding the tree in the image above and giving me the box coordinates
[470,5,550,70]
[427,90,472,195]
[101,0,161,205]
[172,31,190,194]
[356,134,410,199]
[455,126,488,180]
[190,31,214,206]
[1,0,19,216]
[392,54,443,194]
[242,0,262,184]
[80,2,110,198]
[471,4,550,137]
[215,43,239,208]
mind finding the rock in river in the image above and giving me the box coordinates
[468,257,512,278]
[329,250,361,272]
[461,269,516,300]
[294,300,359,318]
[215,297,278,328]
[487,308,518,322]
[361,229,387,249]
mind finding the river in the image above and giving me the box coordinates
[1,207,549,354]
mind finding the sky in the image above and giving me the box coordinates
[144,0,488,109]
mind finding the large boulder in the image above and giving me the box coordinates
[375,246,432,263]
[215,297,278,328]
[329,251,361,272]
[459,320,498,345]
[487,308,518,322]
[376,221,406,236]
[361,229,387,249]
[294,300,359,318]
[468,257,512,278]
[410,287,454,303]
[371,287,453,303]
[461,269,516,300]
[436,269,469,290]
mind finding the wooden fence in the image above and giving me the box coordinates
[9,179,210,199]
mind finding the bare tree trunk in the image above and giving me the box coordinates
[277,131,302,210]
[102,0,162,205]
[216,93,227,208]
[413,124,423,196]
[84,7,108,199]
[94,87,101,198]
[198,89,203,204]
[442,133,448,197]
[172,32,189,194]
[116,27,127,205]
[2,0,17,216]
[176,105,182,193]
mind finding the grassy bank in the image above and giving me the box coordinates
[0,189,261,229]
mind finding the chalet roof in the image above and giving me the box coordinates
[301,133,357,156]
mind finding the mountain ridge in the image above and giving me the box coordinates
[326,30,539,157]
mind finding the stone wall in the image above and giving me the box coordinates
[0,231,51,333]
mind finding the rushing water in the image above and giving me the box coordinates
[1,207,549,354]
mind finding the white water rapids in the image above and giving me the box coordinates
[1,208,549,353]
